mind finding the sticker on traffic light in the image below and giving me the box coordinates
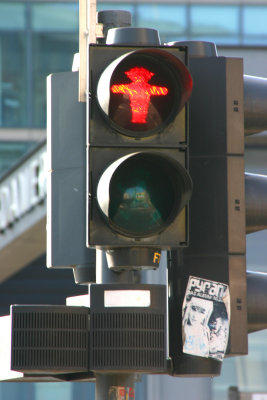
[182,276,230,362]
[97,48,192,137]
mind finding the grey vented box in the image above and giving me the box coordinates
[11,305,90,374]
[89,284,167,373]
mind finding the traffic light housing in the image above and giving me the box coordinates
[168,47,247,376]
[87,44,193,254]
[168,41,267,377]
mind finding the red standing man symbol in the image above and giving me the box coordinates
[111,66,168,124]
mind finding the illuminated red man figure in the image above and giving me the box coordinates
[111,66,168,124]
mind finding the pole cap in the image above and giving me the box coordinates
[168,41,218,57]
[106,27,161,46]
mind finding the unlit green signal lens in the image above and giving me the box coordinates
[97,153,192,238]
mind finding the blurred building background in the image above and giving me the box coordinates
[1,0,267,399]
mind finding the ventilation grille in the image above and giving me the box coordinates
[11,306,89,373]
[90,311,166,371]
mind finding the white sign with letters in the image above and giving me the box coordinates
[0,146,47,231]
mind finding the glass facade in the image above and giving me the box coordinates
[0,1,267,132]
[243,6,267,44]
[2,0,267,176]
[31,3,78,127]
[190,5,240,44]
[0,3,27,127]
[0,2,78,129]
[98,2,267,44]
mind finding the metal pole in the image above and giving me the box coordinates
[79,0,97,102]
[96,373,136,399]
[244,74,267,135]
[96,250,139,285]
[245,173,267,233]
[94,250,139,400]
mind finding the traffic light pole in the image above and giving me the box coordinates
[87,20,145,397]
[96,373,136,399]
[95,250,139,284]
[95,250,140,399]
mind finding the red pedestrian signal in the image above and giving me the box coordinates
[111,66,168,124]
[96,48,192,137]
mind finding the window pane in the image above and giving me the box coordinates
[0,3,25,30]
[35,383,72,400]
[190,35,239,45]
[97,3,186,43]
[97,3,135,14]
[243,36,267,46]
[0,33,27,127]
[32,32,78,128]
[31,2,79,128]
[0,142,35,176]
[137,4,187,41]
[191,5,239,36]
[32,3,79,32]
[244,6,267,35]
[213,330,267,400]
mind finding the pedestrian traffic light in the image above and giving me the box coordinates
[86,38,193,263]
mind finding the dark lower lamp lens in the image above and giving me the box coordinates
[97,153,192,238]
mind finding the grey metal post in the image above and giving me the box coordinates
[96,250,140,285]
[96,373,136,399]
[95,249,139,399]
